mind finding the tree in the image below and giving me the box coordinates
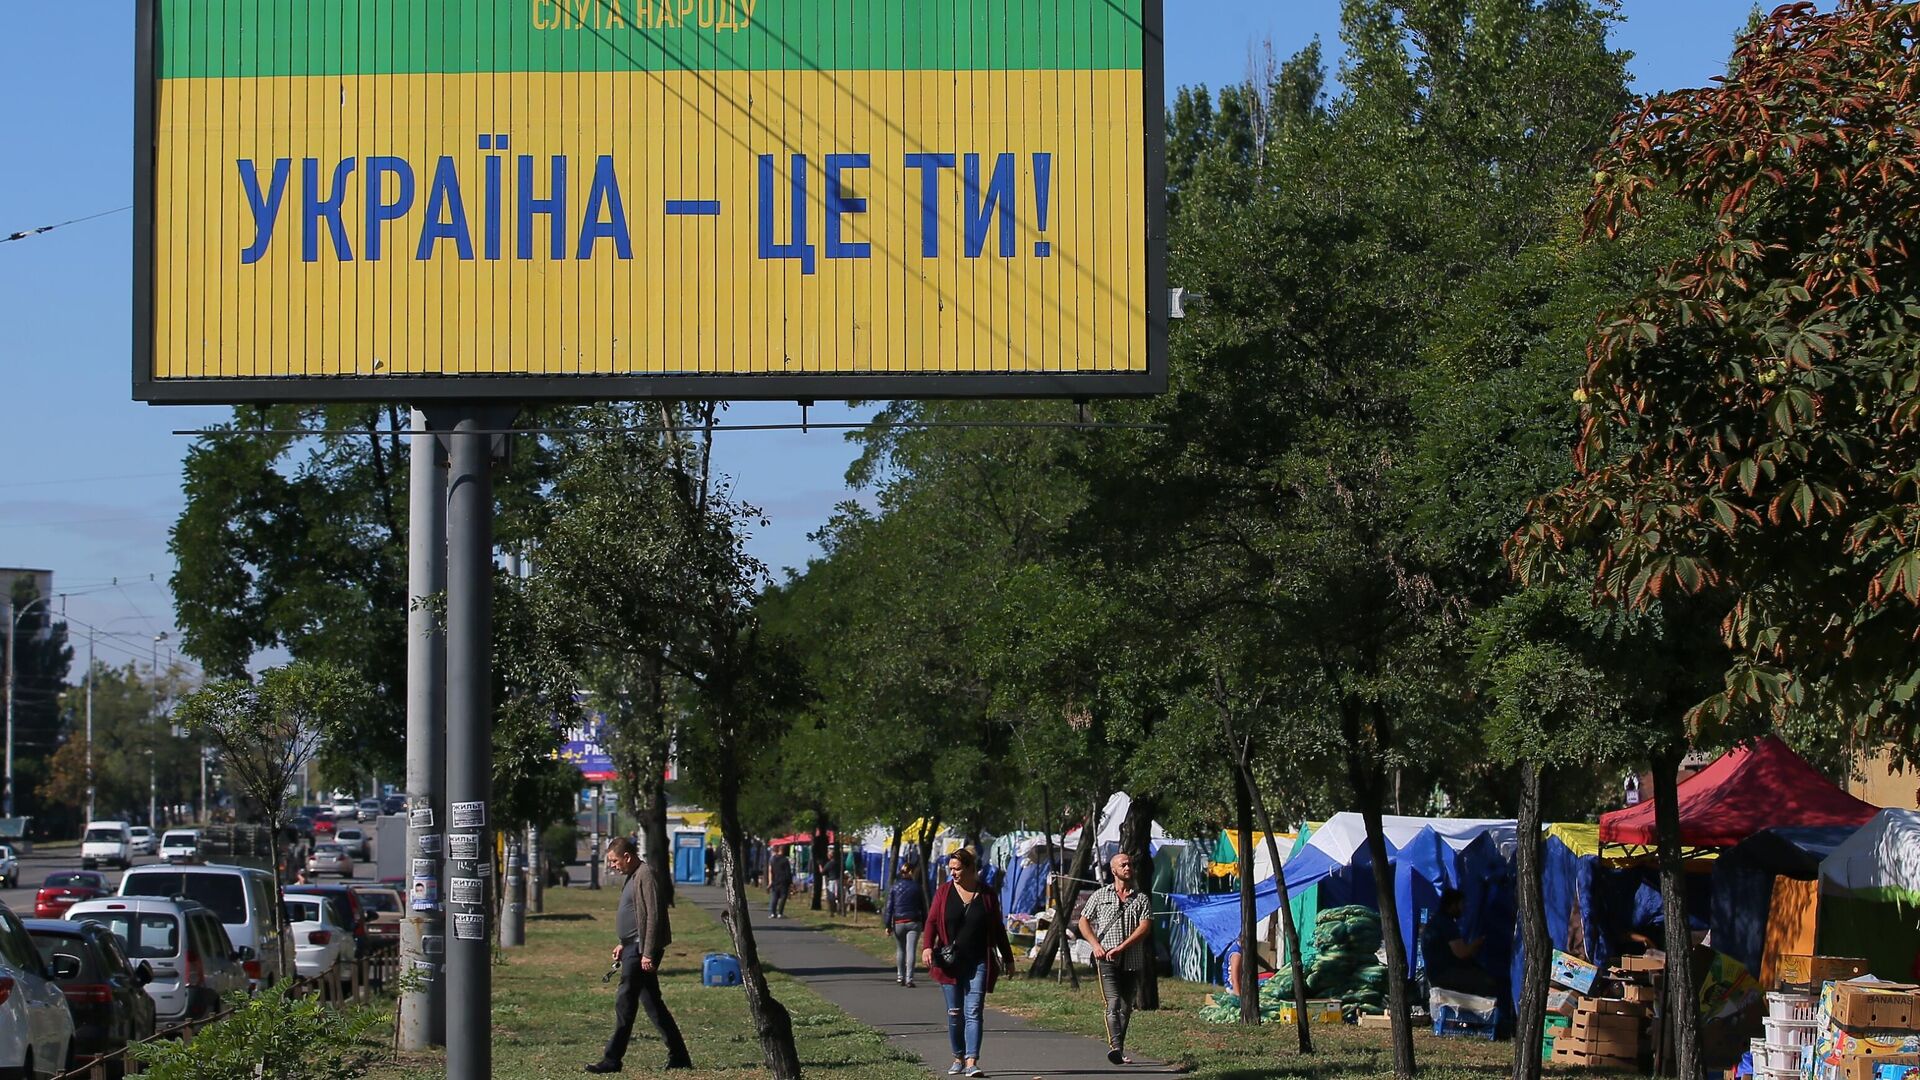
[174,661,374,913]
[532,404,806,1077]
[41,659,198,835]
[5,580,72,823]
[1515,0,1920,745]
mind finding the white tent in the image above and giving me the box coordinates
[1301,813,1518,865]
[1819,808,1920,904]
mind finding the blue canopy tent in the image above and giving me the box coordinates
[1709,826,1852,977]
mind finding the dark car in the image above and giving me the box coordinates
[381,794,407,815]
[25,918,157,1076]
[283,885,369,953]
[35,871,111,919]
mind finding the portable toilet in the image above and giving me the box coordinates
[673,830,706,884]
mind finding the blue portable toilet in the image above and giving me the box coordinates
[673,831,706,884]
[702,953,742,986]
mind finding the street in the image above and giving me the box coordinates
[1,844,384,915]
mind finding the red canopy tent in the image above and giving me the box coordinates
[1598,735,1878,849]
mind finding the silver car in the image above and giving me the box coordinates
[0,843,18,889]
[306,844,354,878]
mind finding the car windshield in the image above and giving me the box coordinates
[315,844,342,854]
[88,912,180,959]
[163,833,195,845]
[84,829,121,843]
[45,873,99,889]
[122,872,247,924]
[354,891,398,913]
[338,830,360,839]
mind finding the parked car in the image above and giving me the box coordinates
[333,827,367,860]
[66,897,247,1030]
[0,844,17,890]
[34,872,111,919]
[25,918,156,1077]
[0,901,76,1078]
[330,798,358,820]
[80,821,132,871]
[284,885,370,956]
[356,799,381,823]
[117,864,291,991]
[346,885,402,947]
[280,894,355,991]
[305,844,353,879]
[311,813,337,838]
[159,830,201,864]
[127,827,156,858]
[381,794,407,815]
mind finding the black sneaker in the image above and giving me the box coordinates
[1107,1048,1125,1065]
[583,1062,621,1074]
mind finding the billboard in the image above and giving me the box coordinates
[557,713,617,782]
[134,0,1166,403]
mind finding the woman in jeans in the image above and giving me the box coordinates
[922,849,1015,1078]
[882,860,928,987]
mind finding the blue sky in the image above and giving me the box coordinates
[0,0,1766,675]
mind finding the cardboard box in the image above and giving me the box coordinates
[1570,1011,1644,1039]
[1553,950,1600,993]
[1577,998,1650,1019]
[1556,1027,1642,1055]
[1782,955,1872,990]
[1825,1054,1920,1080]
[1548,989,1581,1017]
[1357,1013,1393,1030]
[1277,999,1345,1025]
[1616,952,1666,973]
[1620,983,1660,1006]
[1824,983,1920,1032]
[1551,1042,1637,1070]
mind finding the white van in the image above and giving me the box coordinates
[80,821,132,871]
[64,896,249,1027]
[118,864,290,990]
[160,829,201,863]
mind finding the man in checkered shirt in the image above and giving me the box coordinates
[1077,852,1153,1064]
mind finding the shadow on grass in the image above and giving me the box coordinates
[528,912,597,923]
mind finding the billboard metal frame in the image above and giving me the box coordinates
[130,0,1168,405]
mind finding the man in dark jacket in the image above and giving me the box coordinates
[586,837,691,1073]
[768,850,794,918]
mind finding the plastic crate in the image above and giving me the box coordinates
[1762,1017,1817,1048]
[1767,991,1818,1023]
[1432,1000,1499,1041]
[1754,1041,1809,1071]
[702,952,742,987]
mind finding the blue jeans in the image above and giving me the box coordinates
[941,960,988,1061]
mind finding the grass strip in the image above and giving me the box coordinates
[367,884,923,1080]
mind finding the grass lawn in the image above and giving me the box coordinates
[780,899,1564,1080]
[365,884,922,1080]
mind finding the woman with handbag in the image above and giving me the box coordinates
[921,848,1016,1078]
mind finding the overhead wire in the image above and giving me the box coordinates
[0,205,132,244]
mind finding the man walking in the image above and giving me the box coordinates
[768,849,794,918]
[586,837,692,1074]
[1078,852,1154,1066]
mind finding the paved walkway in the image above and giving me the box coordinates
[680,886,1173,1079]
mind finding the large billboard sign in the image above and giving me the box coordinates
[134,0,1166,403]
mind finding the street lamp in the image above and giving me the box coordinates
[150,633,169,828]
[3,594,55,819]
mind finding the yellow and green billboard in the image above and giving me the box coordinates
[135,0,1166,402]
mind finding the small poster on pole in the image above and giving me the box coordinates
[453,914,486,942]
[450,877,484,905]
[448,834,480,861]
[451,801,486,829]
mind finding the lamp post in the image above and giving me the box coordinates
[4,595,55,819]
[150,632,168,828]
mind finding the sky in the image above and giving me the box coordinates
[0,0,1768,679]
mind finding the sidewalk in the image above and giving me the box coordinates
[681,885,1172,1078]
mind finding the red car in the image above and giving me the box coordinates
[35,870,111,918]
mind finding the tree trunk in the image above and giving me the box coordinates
[1235,770,1261,1026]
[810,813,828,911]
[1652,747,1699,1080]
[643,658,673,907]
[915,815,940,908]
[1512,761,1550,1080]
[1354,742,1416,1080]
[1119,794,1160,1011]
[716,754,801,1078]
[1244,770,1312,1054]
[1028,802,1097,980]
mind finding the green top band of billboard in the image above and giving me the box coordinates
[157,0,1148,78]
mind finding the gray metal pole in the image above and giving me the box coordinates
[85,631,95,824]
[443,409,496,1080]
[501,833,526,947]
[400,409,448,1051]
[3,600,14,820]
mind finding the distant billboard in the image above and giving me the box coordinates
[134,0,1166,403]
[558,714,616,782]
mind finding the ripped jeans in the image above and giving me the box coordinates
[940,959,989,1061]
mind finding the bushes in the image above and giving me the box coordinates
[130,980,388,1080]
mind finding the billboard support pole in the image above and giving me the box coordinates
[439,405,509,1080]
[400,409,447,1051]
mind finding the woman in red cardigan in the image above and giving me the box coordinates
[921,848,1016,1077]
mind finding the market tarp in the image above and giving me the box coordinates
[1209,831,1295,882]
[1709,826,1855,977]
[1598,735,1878,849]
[1280,814,1516,900]
[1820,808,1920,904]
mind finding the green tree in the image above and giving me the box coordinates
[5,581,72,823]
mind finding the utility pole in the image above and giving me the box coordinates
[4,595,53,819]
[440,407,509,1079]
[400,410,448,1051]
[149,632,168,828]
[85,630,95,824]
